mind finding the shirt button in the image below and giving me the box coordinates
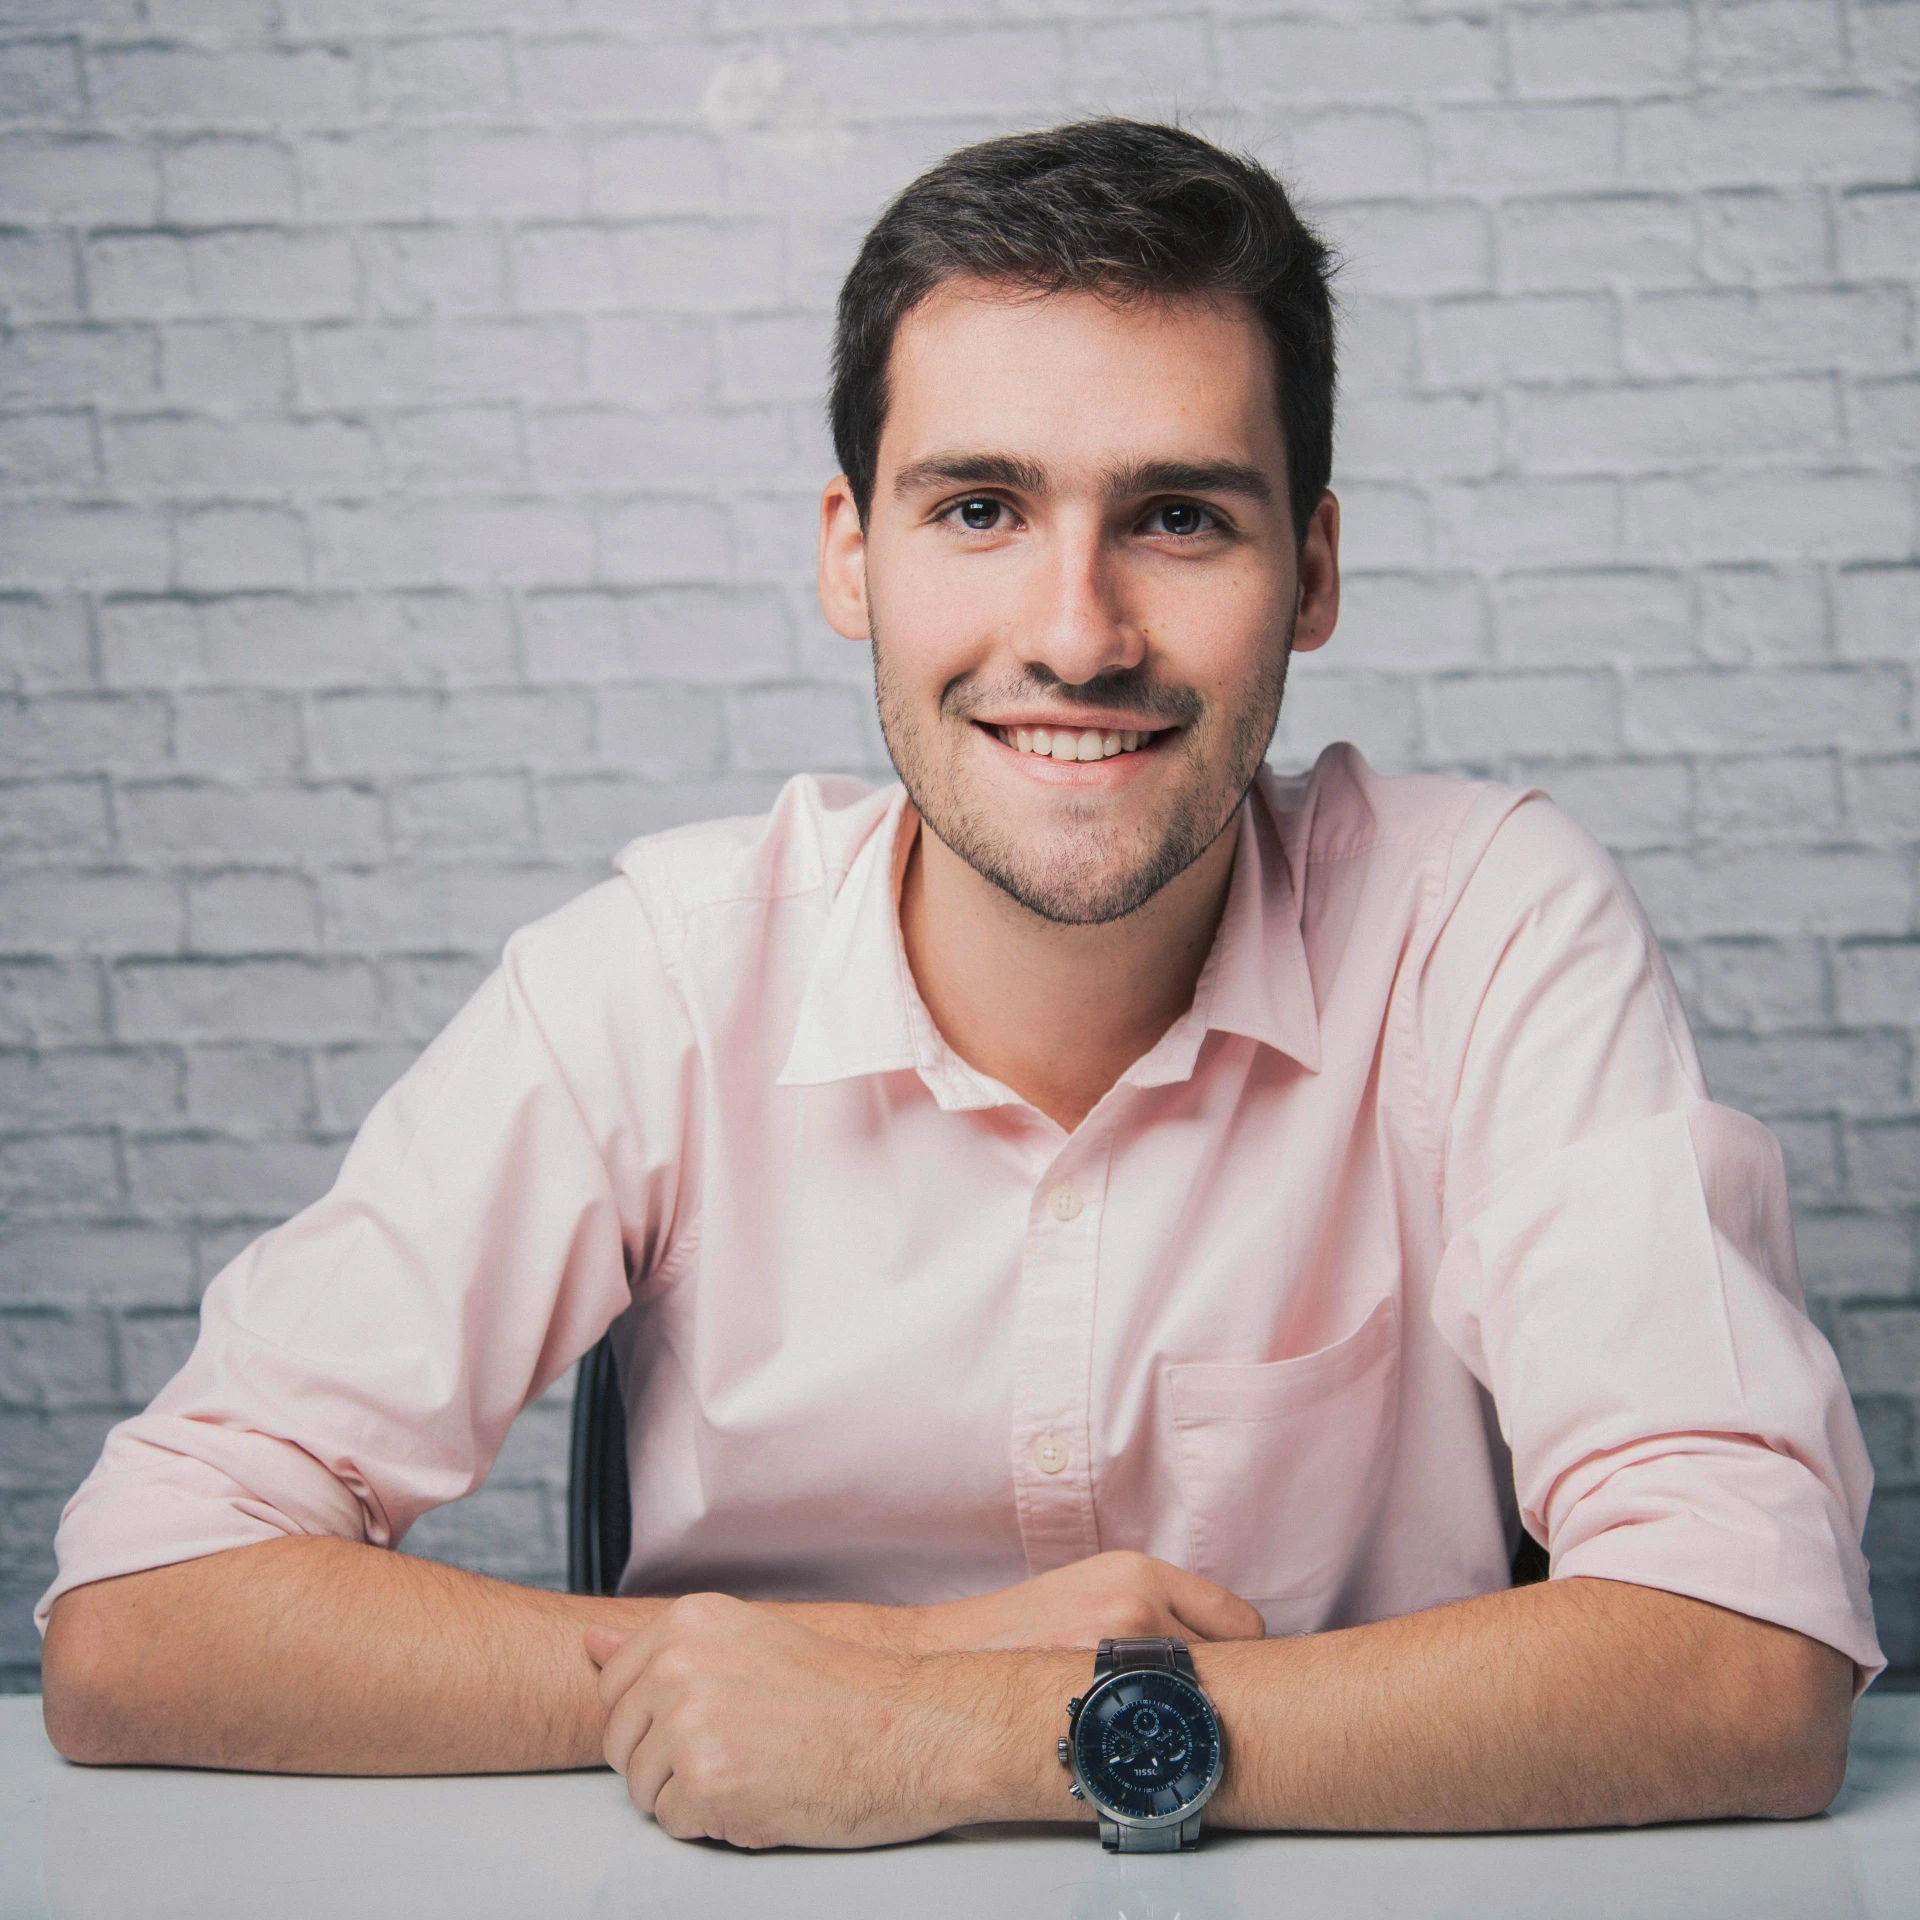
[1032,1434,1069,1474]
[1048,1184,1082,1222]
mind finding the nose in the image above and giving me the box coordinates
[1013,510,1145,688]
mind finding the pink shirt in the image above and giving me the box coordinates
[37,745,1884,1685]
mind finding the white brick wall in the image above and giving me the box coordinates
[1,0,1915,1686]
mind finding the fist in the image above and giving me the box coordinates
[585,1593,956,1850]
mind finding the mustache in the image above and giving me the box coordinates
[942,666,1205,729]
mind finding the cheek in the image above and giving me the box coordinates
[1140,590,1288,710]
[870,565,1005,696]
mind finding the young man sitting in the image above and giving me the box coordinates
[40,120,1880,1852]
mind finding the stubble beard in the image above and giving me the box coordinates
[870,616,1296,928]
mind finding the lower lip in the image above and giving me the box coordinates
[975,724,1170,785]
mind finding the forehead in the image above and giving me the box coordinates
[878,279,1283,479]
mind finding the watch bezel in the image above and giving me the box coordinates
[1066,1666,1225,1832]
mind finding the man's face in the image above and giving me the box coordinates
[819,279,1337,926]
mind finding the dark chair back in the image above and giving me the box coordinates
[567,1330,631,1596]
[1510,1525,1550,1586]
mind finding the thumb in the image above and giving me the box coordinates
[583,1621,635,1667]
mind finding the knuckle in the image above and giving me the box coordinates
[1095,1594,1163,1636]
[671,1591,736,1632]
[667,1694,716,1742]
[682,1734,739,1798]
[652,1643,700,1688]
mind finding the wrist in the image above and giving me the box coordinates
[1186,1638,1271,1830]
[928,1649,1094,1827]
[903,1595,971,1656]
[882,1602,942,1658]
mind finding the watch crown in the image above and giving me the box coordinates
[1057,1736,1071,1768]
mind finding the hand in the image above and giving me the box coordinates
[915,1549,1266,1653]
[584,1593,1001,1849]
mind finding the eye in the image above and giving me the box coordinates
[1147,501,1216,538]
[951,496,1004,531]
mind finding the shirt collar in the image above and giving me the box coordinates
[775,770,1321,1104]
[1118,767,1323,1089]
[775,786,925,1091]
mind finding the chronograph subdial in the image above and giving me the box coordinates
[1103,1700,1192,1783]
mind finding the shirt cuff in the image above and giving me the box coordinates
[1545,1431,1886,1697]
[35,1420,375,1638]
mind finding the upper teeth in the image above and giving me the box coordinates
[995,726,1154,761]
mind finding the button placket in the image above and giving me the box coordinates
[1008,1139,1110,1574]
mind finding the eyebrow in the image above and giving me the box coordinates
[892,452,1049,499]
[1109,459,1274,505]
[891,450,1274,506]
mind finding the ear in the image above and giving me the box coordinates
[818,474,872,643]
[1289,491,1340,655]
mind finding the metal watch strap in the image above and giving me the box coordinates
[1093,1635,1199,1681]
[1090,1637,1205,1853]
[1107,1811,1207,1853]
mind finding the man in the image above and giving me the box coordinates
[39,121,1880,1850]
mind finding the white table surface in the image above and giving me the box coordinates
[3,1690,1917,1919]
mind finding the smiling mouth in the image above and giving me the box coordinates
[985,723,1168,762]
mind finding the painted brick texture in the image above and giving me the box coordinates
[1,0,1916,1688]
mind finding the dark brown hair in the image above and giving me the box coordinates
[829,118,1338,544]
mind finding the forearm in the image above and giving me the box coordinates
[982,1578,1854,1833]
[43,1536,664,1774]
[42,1536,927,1776]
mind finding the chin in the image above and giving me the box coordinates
[974,835,1193,928]
[996,877,1155,927]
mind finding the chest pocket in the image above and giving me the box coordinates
[1166,1295,1400,1631]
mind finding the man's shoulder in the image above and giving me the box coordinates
[607,773,901,929]
[491,774,900,1069]
[1265,742,1629,942]
[499,773,896,979]
[1264,741,1538,873]
[1275,747,1661,1013]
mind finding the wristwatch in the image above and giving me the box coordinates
[1057,1636,1225,1851]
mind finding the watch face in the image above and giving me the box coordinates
[1071,1670,1221,1823]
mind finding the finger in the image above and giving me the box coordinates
[1165,1570,1267,1643]
[584,1622,635,1668]
[651,1771,710,1841]
[602,1684,658,1777]
[623,1718,679,1820]
[592,1616,666,1710]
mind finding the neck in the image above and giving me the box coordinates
[898,808,1243,1134]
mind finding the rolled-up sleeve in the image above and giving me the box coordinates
[1422,795,1883,1689]
[35,876,691,1636]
